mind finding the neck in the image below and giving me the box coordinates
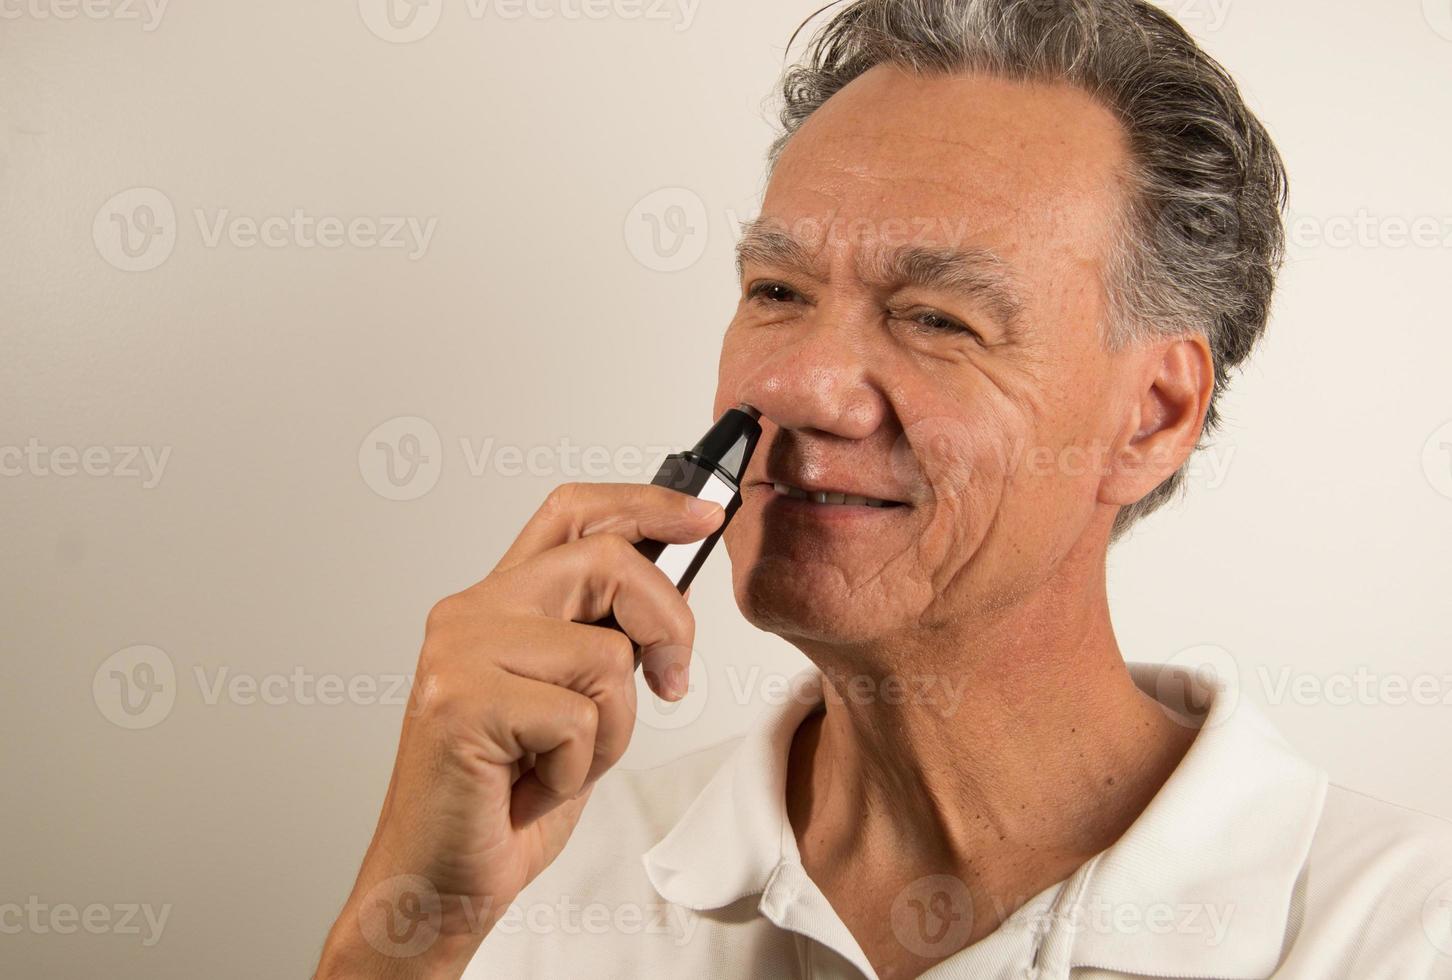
[785,541,1198,916]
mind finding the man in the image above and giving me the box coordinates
[315,1,1452,977]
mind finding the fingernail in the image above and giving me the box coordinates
[665,663,687,700]
[687,498,722,519]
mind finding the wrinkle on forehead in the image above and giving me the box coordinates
[763,66,1132,255]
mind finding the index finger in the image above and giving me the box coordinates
[492,482,724,575]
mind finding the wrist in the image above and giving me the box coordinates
[316,888,487,980]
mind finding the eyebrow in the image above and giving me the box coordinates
[735,220,1025,333]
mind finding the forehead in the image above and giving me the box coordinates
[761,64,1131,273]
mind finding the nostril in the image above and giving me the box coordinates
[736,403,762,421]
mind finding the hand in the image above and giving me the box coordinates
[315,482,724,978]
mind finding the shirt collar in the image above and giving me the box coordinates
[642,669,822,911]
[642,661,1328,979]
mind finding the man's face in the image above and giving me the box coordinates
[714,65,1156,648]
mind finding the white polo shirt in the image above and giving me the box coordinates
[463,662,1452,978]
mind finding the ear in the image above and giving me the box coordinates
[1098,335,1214,508]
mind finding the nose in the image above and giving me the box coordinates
[733,319,888,441]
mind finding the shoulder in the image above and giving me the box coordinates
[1285,783,1452,976]
[1314,782,1452,855]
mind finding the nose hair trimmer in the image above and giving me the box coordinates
[594,404,761,669]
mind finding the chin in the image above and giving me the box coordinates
[731,553,899,648]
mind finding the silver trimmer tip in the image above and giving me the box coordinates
[735,403,761,421]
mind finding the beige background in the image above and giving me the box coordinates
[2,0,1450,976]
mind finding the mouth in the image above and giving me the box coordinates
[764,481,908,509]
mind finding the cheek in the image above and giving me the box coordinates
[713,320,758,410]
[887,389,1034,581]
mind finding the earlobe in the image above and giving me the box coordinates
[1099,336,1214,507]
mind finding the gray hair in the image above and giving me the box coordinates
[767,0,1287,539]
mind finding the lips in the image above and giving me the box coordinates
[766,481,906,508]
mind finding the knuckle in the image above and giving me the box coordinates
[425,593,464,634]
[600,630,637,677]
[560,693,600,741]
[542,481,585,517]
[411,671,462,727]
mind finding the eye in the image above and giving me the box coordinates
[893,305,982,342]
[746,281,800,304]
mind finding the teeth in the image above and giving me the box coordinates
[772,482,894,508]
